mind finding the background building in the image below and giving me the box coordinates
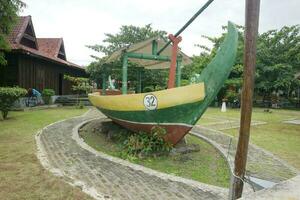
[0,16,86,95]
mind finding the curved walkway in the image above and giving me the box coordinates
[36,109,227,200]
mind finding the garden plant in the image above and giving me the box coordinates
[0,87,27,119]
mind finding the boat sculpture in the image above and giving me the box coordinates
[89,22,238,145]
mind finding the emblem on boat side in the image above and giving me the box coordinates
[143,94,158,110]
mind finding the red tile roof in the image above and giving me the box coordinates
[36,38,63,58]
[8,16,31,46]
[7,16,84,70]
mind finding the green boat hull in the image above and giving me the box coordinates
[89,22,238,145]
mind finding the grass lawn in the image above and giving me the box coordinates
[79,120,230,188]
[0,107,93,200]
[198,107,300,169]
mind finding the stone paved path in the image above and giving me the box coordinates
[191,126,299,183]
[36,109,228,200]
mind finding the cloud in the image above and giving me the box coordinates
[22,0,300,66]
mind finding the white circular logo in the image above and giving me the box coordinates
[143,94,158,110]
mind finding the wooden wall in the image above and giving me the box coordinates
[0,54,19,87]
[0,52,86,95]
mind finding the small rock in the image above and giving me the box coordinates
[179,155,192,162]
[106,130,114,140]
[170,144,200,155]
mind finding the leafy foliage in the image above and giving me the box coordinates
[143,86,154,93]
[0,87,26,119]
[255,25,300,100]
[42,88,55,105]
[0,0,26,65]
[64,75,93,108]
[188,24,300,105]
[123,126,172,157]
[64,75,93,94]
[225,90,239,104]
[87,24,167,56]
[85,61,104,85]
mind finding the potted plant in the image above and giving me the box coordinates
[42,89,55,105]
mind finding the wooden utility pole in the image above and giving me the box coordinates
[230,0,261,199]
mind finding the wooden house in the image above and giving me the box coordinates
[0,16,86,95]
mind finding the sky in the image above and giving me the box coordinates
[21,0,300,66]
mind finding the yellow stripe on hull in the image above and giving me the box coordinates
[88,83,205,111]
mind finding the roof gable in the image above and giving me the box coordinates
[36,38,67,61]
[57,40,66,60]
[6,15,83,70]
[9,16,38,49]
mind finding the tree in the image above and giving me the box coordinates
[186,25,245,103]
[187,24,300,105]
[255,25,300,100]
[87,24,167,56]
[85,60,105,86]
[86,24,168,90]
[0,0,26,65]
[181,52,211,80]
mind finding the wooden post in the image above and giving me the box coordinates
[152,40,158,55]
[298,87,300,108]
[102,72,106,95]
[176,59,182,87]
[230,0,260,199]
[122,53,128,94]
[167,34,182,89]
[137,68,142,93]
[102,65,106,95]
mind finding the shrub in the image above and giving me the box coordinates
[154,85,165,91]
[225,90,239,104]
[64,75,93,94]
[42,89,55,105]
[123,126,172,157]
[0,87,27,119]
[143,86,154,93]
[180,79,190,86]
[76,100,84,109]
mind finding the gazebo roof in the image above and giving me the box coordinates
[105,36,192,69]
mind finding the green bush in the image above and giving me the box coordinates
[0,87,27,119]
[42,89,55,105]
[143,86,154,93]
[225,90,239,104]
[180,79,190,86]
[64,75,93,94]
[154,85,165,91]
[76,100,84,109]
[123,126,172,157]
